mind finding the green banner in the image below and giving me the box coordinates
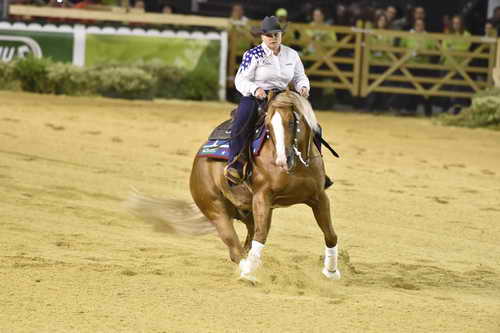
[0,30,73,63]
[85,34,220,71]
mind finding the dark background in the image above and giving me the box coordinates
[141,0,488,33]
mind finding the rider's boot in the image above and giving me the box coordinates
[224,160,244,185]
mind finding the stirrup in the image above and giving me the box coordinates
[224,164,244,185]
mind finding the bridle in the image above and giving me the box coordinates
[268,104,313,173]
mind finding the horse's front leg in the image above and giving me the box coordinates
[239,190,272,282]
[308,191,341,280]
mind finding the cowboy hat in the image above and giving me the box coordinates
[251,16,286,36]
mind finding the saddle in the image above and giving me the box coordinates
[199,92,280,162]
[199,102,268,168]
[207,106,267,141]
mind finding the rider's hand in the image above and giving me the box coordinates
[255,88,267,100]
[299,87,309,98]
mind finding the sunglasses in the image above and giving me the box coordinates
[263,32,281,38]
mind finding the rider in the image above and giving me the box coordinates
[224,16,333,188]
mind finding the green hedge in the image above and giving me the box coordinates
[0,56,219,101]
[438,88,500,130]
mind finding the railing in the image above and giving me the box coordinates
[361,29,497,98]
[8,5,229,28]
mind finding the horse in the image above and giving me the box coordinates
[126,90,340,282]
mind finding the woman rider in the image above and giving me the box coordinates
[225,16,332,187]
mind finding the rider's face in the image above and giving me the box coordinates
[262,32,282,52]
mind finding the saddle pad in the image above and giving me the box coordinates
[197,125,268,160]
[208,119,232,141]
[197,139,230,160]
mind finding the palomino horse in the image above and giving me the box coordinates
[127,91,340,282]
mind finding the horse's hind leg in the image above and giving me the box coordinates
[308,191,341,280]
[214,215,245,264]
[204,200,244,264]
[190,158,244,264]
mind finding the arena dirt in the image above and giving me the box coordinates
[0,91,499,332]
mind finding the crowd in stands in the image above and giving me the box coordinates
[5,0,497,115]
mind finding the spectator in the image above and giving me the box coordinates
[392,6,426,31]
[365,13,394,112]
[368,13,393,61]
[275,8,296,45]
[358,1,375,28]
[348,2,363,27]
[385,5,398,28]
[132,0,145,12]
[368,7,384,28]
[162,5,174,14]
[442,15,471,68]
[229,3,248,27]
[485,19,497,37]
[403,19,436,65]
[491,6,500,34]
[396,18,437,116]
[304,8,337,109]
[275,8,288,25]
[46,0,74,23]
[48,0,72,8]
[334,4,350,26]
[304,7,337,55]
[471,19,497,84]
[441,15,472,114]
[73,0,101,25]
[74,0,97,9]
[442,14,450,33]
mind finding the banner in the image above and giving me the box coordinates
[85,34,220,71]
[0,29,73,62]
[0,22,228,100]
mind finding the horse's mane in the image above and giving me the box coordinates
[269,91,319,133]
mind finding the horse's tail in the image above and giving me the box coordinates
[124,188,216,236]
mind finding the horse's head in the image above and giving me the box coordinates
[265,91,319,170]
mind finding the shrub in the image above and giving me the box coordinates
[94,66,157,100]
[0,61,19,90]
[12,56,54,93]
[178,67,219,101]
[134,59,185,99]
[438,88,500,130]
[5,57,220,101]
[47,63,90,96]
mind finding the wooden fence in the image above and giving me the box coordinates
[361,29,497,98]
[228,22,499,99]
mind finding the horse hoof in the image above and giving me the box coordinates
[238,257,260,284]
[322,268,341,280]
[238,272,258,284]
